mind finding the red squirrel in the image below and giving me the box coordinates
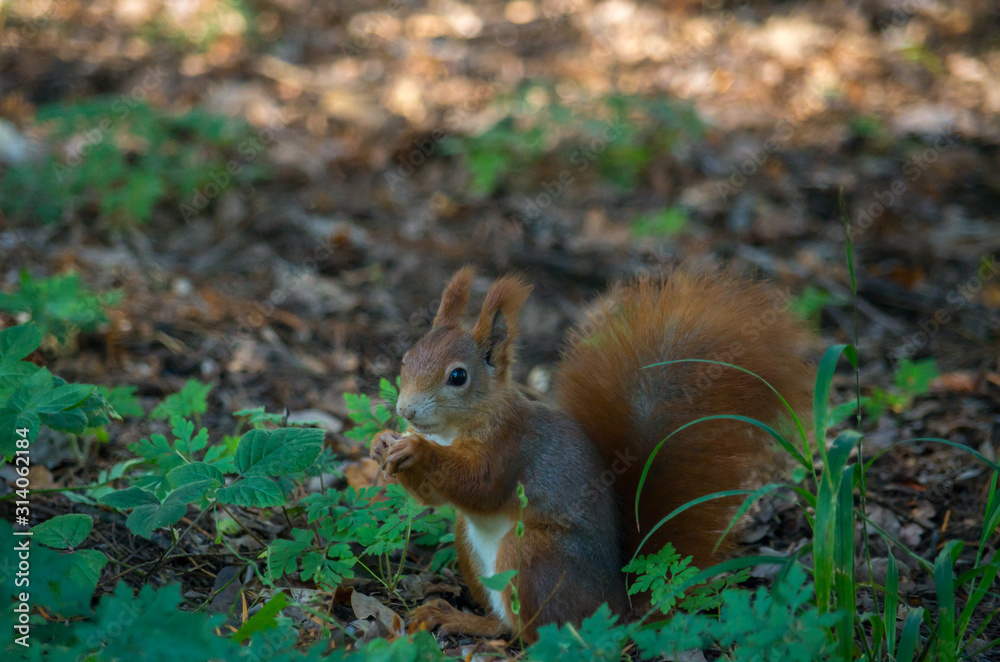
[370,265,813,641]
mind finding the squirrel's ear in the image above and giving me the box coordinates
[434,266,476,327]
[471,274,533,373]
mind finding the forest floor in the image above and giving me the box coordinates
[1,0,999,656]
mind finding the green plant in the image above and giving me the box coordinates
[343,377,408,443]
[624,543,749,615]
[829,357,939,424]
[88,378,454,632]
[336,380,458,592]
[105,420,324,534]
[635,565,840,661]
[150,378,214,423]
[626,316,998,660]
[0,271,121,344]
[443,84,703,196]
[295,482,453,596]
[0,98,266,227]
[790,284,836,329]
[631,207,689,238]
[2,515,108,619]
[0,324,119,459]
[97,385,144,418]
[0,512,335,661]
[528,604,630,662]
[452,116,549,194]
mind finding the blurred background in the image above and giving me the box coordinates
[0,0,998,440]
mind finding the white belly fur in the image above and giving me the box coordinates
[422,430,456,446]
[465,513,515,621]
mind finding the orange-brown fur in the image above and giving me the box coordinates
[556,269,814,567]
[371,265,814,642]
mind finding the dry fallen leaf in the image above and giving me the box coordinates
[930,371,980,393]
[344,458,381,488]
[350,590,405,644]
[399,573,462,601]
[27,465,56,490]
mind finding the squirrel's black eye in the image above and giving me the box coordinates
[447,368,468,386]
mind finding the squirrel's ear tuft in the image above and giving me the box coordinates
[434,266,476,328]
[471,273,533,373]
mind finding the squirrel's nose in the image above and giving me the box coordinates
[397,402,416,421]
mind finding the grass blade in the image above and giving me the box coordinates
[864,437,1000,475]
[934,541,960,662]
[885,550,899,658]
[812,344,857,467]
[813,430,861,616]
[629,486,798,561]
[897,607,925,662]
[633,413,802,525]
[644,359,812,466]
[834,463,856,659]
[957,550,999,645]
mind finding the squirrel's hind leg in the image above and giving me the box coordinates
[409,599,508,639]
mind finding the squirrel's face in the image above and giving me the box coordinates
[393,267,533,437]
[396,326,496,435]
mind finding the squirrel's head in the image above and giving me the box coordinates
[395,266,532,437]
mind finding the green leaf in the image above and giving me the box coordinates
[8,366,55,412]
[378,378,399,405]
[150,379,213,420]
[530,604,628,662]
[216,475,285,508]
[2,520,107,617]
[97,385,144,418]
[34,548,108,617]
[233,406,285,427]
[232,591,289,643]
[233,427,324,477]
[300,544,356,588]
[268,528,313,580]
[894,358,939,396]
[0,273,117,343]
[631,207,689,238]
[0,323,42,363]
[813,344,856,454]
[166,462,224,489]
[101,486,161,509]
[31,513,93,549]
[72,583,231,660]
[34,382,94,413]
[119,480,215,539]
[479,569,518,592]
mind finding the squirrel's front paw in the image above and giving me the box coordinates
[384,435,425,475]
[370,429,402,466]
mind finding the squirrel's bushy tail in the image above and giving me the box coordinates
[554,267,814,568]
